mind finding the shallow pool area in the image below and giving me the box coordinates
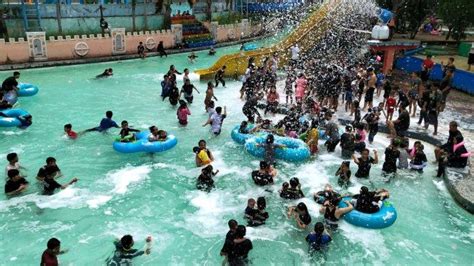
[0,44,473,265]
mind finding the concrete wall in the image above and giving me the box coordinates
[0,20,258,64]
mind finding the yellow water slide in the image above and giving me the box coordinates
[196,0,339,80]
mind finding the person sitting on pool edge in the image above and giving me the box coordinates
[96,68,113,78]
[194,140,214,167]
[36,157,62,181]
[252,161,277,186]
[319,197,353,230]
[196,165,219,192]
[107,235,152,266]
[147,126,168,142]
[306,222,332,253]
[64,124,78,139]
[5,169,28,196]
[352,186,390,214]
[287,202,311,229]
[280,177,304,199]
[83,111,120,133]
[118,120,140,143]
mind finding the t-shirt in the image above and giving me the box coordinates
[107,241,145,266]
[228,239,253,262]
[306,233,331,251]
[37,165,61,179]
[1,76,18,91]
[245,206,257,220]
[98,118,118,132]
[67,130,78,139]
[423,59,434,70]
[177,107,191,121]
[43,178,62,195]
[355,156,375,178]
[325,122,340,141]
[210,113,226,134]
[182,84,194,96]
[397,110,410,131]
[4,177,28,193]
[40,250,58,266]
[5,162,20,178]
[221,230,236,254]
[398,148,409,169]
[383,147,400,172]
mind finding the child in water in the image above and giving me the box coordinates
[118,120,140,142]
[177,100,191,126]
[64,124,78,139]
[336,161,351,187]
[410,143,427,172]
[196,165,219,192]
[188,52,198,63]
[107,235,152,266]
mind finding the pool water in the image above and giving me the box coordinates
[0,44,473,265]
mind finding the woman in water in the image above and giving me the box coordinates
[287,202,311,229]
[177,100,191,126]
[306,222,332,253]
[319,198,353,230]
[336,161,351,188]
[227,225,253,266]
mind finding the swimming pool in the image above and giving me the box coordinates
[0,44,472,265]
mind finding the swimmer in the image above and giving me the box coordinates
[280,177,304,199]
[42,174,78,195]
[220,219,238,258]
[96,68,113,78]
[180,79,200,104]
[306,222,332,253]
[319,198,353,230]
[5,152,26,179]
[188,52,198,63]
[256,134,285,166]
[196,165,219,192]
[336,161,351,188]
[147,126,160,142]
[287,202,311,229]
[41,238,68,266]
[107,235,152,266]
[83,111,120,133]
[251,161,277,186]
[203,106,227,136]
[118,120,140,143]
[36,157,62,181]
[177,100,191,126]
[194,139,214,167]
[209,46,216,56]
[64,124,78,139]
[5,169,29,196]
[215,65,226,88]
[313,184,340,205]
[2,112,34,129]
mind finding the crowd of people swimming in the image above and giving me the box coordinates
[1,10,472,266]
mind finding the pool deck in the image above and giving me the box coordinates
[0,35,267,71]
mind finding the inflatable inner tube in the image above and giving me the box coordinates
[18,83,39,97]
[339,196,397,229]
[113,131,178,153]
[0,109,30,128]
[231,124,255,144]
[244,133,310,162]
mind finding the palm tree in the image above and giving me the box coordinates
[132,0,136,32]
[206,0,212,21]
[56,0,63,35]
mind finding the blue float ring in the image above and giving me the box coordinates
[18,83,39,97]
[0,108,30,127]
[230,124,255,144]
[113,131,178,153]
[339,197,397,229]
[243,43,258,51]
[244,134,310,162]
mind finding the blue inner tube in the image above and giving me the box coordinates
[243,43,258,51]
[18,83,39,97]
[0,109,30,127]
[244,133,310,162]
[339,196,397,229]
[230,124,255,144]
[113,131,178,153]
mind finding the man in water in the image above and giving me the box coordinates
[107,235,151,266]
[1,71,20,93]
[220,219,238,260]
[40,238,68,266]
[36,157,62,181]
[5,169,28,196]
[83,111,120,133]
[203,106,227,136]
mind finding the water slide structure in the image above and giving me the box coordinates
[195,0,339,80]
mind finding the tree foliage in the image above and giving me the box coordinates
[437,0,474,41]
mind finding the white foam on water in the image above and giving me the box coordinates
[184,190,241,238]
[106,164,152,194]
[0,130,24,136]
[432,179,448,194]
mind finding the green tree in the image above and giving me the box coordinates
[437,0,474,41]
